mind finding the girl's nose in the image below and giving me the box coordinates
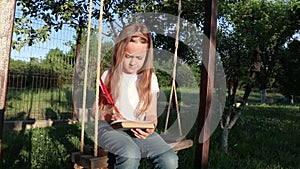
[129,58,135,66]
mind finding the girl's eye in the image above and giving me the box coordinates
[125,55,131,58]
[125,54,143,60]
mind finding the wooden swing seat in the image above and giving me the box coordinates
[72,152,108,169]
[160,134,193,152]
[167,138,193,153]
[72,137,193,169]
[72,146,109,169]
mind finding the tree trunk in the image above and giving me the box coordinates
[72,23,83,122]
[221,127,229,153]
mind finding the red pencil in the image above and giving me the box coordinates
[99,78,121,115]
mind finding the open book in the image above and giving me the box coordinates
[110,120,155,129]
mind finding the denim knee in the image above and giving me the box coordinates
[115,155,140,169]
[117,143,141,158]
[114,144,141,169]
[153,149,178,169]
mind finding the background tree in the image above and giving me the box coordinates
[276,39,300,103]
[13,0,207,86]
[217,0,300,152]
[42,48,73,87]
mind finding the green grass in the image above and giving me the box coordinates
[2,124,82,169]
[2,88,300,168]
[207,104,300,169]
[5,87,73,120]
[2,104,299,169]
[235,88,287,104]
[4,86,283,121]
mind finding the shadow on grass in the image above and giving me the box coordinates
[1,124,83,169]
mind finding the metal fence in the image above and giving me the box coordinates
[6,6,77,120]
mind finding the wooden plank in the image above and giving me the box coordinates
[168,139,193,152]
[72,152,108,169]
[0,0,16,158]
[160,134,193,152]
[194,0,218,168]
[0,0,15,109]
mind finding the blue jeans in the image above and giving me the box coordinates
[98,123,178,169]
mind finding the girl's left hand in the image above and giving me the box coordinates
[131,128,155,139]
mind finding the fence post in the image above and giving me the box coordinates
[0,0,16,158]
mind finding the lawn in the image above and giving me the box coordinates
[5,86,73,120]
[207,104,300,169]
[2,103,299,169]
[2,88,300,168]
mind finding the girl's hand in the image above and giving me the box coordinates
[111,113,126,121]
[131,128,155,139]
[111,108,126,121]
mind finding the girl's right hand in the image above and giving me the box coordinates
[111,111,126,121]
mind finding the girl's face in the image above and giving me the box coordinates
[123,40,148,74]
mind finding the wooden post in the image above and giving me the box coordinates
[194,0,217,168]
[0,0,16,158]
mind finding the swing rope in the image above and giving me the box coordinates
[164,0,183,137]
[94,0,105,157]
[80,0,94,153]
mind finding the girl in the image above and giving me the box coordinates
[96,23,178,169]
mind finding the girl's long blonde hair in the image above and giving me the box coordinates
[99,23,154,119]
